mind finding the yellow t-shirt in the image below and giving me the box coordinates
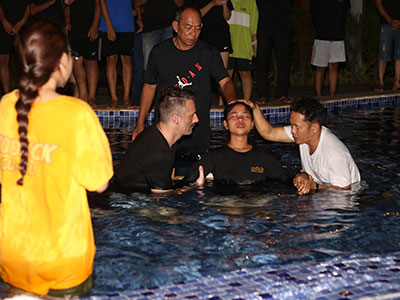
[0,90,113,295]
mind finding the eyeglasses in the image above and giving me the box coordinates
[66,50,79,61]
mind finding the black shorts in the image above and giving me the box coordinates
[0,29,14,54]
[99,31,134,57]
[201,27,232,53]
[69,26,99,60]
[228,57,255,71]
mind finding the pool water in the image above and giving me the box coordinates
[87,106,400,295]
[0,105,399,298]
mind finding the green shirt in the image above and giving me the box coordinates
[227,0,258,61]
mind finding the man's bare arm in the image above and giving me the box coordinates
[30,0,55,15]
[219,77,236,104]
[99,0,116,41]
[131,83,157,140]
[239,100,292,142]
[294,172,350,195]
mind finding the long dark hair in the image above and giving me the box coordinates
[14,20,69,185]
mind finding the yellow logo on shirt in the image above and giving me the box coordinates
[250,166,264,174]
[0,134,59,175]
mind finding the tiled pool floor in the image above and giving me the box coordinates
[84,251,400,300]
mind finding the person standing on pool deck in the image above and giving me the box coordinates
[131,5,236,161]
[241,98,360,195]
[116,84,199,193]
[0,20,113,297]
[375,0,400,92]
[310,0,350,97]
[0,0,30,96]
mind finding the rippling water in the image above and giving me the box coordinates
[88,107,400,294]
[1,106,399,297]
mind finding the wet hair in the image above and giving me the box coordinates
[175,5,201,23]
[14,20,69,185]
[291,98,327,126]
[158,84,196,124]
[224,102,253,121]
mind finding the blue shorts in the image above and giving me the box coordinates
[378,24,400,61]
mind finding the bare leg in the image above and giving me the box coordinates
[314,66,326,97]
[121,55,132,107]
[227,68,234,78]
[73,57,88,101]
[238,70,253,100]
[377,60,387,89]
[328,62,338,96]
[106,54,118,106]
[0,54,11,94]
[84,59,99,105]
[219,51,230,106]
[393,60,400,90]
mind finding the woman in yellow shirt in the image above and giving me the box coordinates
[0,20,113,297]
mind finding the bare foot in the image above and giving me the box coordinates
[88,99,97,108]
[109,99,118,108]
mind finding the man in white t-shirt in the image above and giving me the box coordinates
[242,97,360,194]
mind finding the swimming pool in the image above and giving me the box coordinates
[1,95,400,299]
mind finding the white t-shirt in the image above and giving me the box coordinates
[284,125,361,187]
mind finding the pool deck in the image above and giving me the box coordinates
[95,87,400,129]
[93,83,399,111]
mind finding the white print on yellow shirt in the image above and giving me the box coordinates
[0,134,59,176]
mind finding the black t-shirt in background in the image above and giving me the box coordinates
[256,0,293,33]
[29,0,64,27]
[0,0,28,24]
[145,38,228,155]
[310,0,350,41]
[379,0,400,25]
[142,0,177,33]
[69,0,95,29]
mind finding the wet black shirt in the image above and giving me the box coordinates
[184,144,294,185]
[116,125,176,191]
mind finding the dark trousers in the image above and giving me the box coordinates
[256,29,291,99]
[130,33,144,106]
